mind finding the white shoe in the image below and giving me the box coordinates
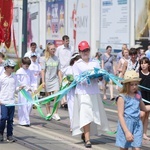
[52,114,61,121]
[46,113,51,117]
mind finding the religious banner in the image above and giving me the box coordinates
[46,0,65,47]
[0,0,13,48]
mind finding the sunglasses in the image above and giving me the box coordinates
[50,48,56,51]
[8,66,15,69]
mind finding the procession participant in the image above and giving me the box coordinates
[72,41,110,148]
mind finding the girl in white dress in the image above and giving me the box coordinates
[72,41,110,148]
[29,53,41,89]
[64,53,81,131]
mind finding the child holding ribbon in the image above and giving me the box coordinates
[116,70,150,149]
[64,53,81,131]
[0,60,23,142]
[72,41,110,148]
[16,57,37,127]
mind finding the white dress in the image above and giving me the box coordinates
[64,66,74,129]
[72,58,110,136]
[29,61,41,89]
[16,68,36,125]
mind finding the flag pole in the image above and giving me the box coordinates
[22,0,28,57]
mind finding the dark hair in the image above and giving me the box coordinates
[22,57,31,65]
[129,48,137,55]
[95,52,101,58]
[62,35,69,41]
[106,45,112,50]
[0,52,5,58]
[139,57,150,71]
[30,42,37,47]
[70,53,81,66]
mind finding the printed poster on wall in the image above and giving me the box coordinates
[67,0,91,51]
[46,0,65,47]
[100,0,130,52]
[135,0,150,49]
[27,2,39,49]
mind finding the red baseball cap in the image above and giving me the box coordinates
[78,41,90,51]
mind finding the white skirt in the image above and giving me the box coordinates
[72,94,110,136]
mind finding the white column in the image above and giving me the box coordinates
[90,0,100,57]
[130,0,135,47]
[39,0,46,48]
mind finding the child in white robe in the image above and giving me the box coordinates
[16,57,37,127]
[29,53,41,89]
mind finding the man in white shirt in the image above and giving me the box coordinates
[24,42,40,63]
[55,35,74,108]
[55,35,74,74]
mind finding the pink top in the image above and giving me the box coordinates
[73,58,100,94]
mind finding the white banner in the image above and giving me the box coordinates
[27,2,39,48]
[67,0,91,51]
[100,0,130,51]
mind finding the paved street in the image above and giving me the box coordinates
[1,87,150,150]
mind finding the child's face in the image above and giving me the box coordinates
[31,56,37,62]
[129,81,139,93]
[80,49,90,60]
[140,61,149,71]
[22,64,30,70]
[6,66,15,74]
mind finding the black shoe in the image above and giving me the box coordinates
[20,124,30,127]
[64,103,68,109]
[81,133,85,142]
[7,136,16,142]
[0,133,4,142]
[84,140,92,148]
[110,97,115,101]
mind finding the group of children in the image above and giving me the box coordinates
[0,41,150,150]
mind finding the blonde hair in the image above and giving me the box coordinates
[45,43,55,61]
[122,48,129,56]
[120,82,139,95]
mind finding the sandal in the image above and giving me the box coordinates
[110,97,115,101]
[84,140,92,148]
[81,133,85,142]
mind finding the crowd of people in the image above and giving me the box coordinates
[0,36,150,149]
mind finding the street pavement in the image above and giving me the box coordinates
[1,86,150,150]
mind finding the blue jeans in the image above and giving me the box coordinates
[0,105,15,137]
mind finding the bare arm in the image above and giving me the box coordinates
[41,69,45,88]
[57,70,62,84]
[101,59,104,69]
[140,100,150,112]
[117,59,122,72]
[121,61,128,77]
[117,97,134,142]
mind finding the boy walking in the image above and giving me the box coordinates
[16,57,36,126]
[0,59,22,142]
